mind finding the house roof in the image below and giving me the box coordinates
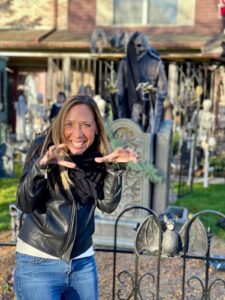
[201,34,225,55]
[0,30,224,60]
[0,30,91,49]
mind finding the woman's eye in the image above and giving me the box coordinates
[81,123,91,128]
[65,123,72,128]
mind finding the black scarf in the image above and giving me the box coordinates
[68,145,106,205]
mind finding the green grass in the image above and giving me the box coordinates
[0,163,21,231]
[174,183,225,239]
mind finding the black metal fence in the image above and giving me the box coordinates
[1,206,225,299]
[110,206,225,300]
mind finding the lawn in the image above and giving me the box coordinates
[0,164,20,231]
[174,182,225,239]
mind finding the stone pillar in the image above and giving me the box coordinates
[152,120,173,215]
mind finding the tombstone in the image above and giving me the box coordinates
[15,95,28,142]
[9,203,22,242]
[93,118,172,249]
[0,122,10,144]
[209,255,225,271]
[0,142,14,177]
[164,205,189,231]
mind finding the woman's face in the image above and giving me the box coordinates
[64,104,98,155]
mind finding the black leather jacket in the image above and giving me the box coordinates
[17,136,125,262]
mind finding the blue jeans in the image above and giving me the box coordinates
[14,252,98,300]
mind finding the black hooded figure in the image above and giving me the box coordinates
[116,32,168,133]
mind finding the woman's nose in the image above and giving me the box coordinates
[71,125,83,138]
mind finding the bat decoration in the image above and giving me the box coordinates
[135,213,208,257]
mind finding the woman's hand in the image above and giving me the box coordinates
[39,144,76,169]
[95,147,138,164]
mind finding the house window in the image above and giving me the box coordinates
[114,0,144,25]
[114,0,177,25]
[148,0,178,25]
[96,0,195,27]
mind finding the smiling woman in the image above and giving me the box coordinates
[63,104,98,155]
[13,94,138,300]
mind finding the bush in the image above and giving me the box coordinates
[209,155,225,172]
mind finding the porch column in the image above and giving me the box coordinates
[63,56,71,99]
[168,62,178,106]
[47,57,54,104]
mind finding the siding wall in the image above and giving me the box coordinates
[0,0,221,36]
[0,0,68,30]
[69,0,221,35]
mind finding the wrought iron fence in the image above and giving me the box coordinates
[1,206,225,299]
[111,206,225,300]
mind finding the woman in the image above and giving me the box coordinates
[14,95,138,300]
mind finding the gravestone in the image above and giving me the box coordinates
[93,118,172,249]
[165,205,189,231]
[0,143,14,177]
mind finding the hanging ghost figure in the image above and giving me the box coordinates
[116,32,168,133]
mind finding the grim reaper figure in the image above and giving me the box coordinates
[116,32,168,133]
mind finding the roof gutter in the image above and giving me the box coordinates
[37,0,57,42]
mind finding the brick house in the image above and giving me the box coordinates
[0,0,224,148]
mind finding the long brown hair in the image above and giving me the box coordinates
[41,95,111,191]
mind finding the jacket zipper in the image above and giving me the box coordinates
[60,197,77,258]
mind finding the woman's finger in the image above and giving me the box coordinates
[94,157,104,163]
[57,161,76,168]
[95,155,111,163]
[95,148,139,164]
[48,145,57,156]
[54,143,67,155]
